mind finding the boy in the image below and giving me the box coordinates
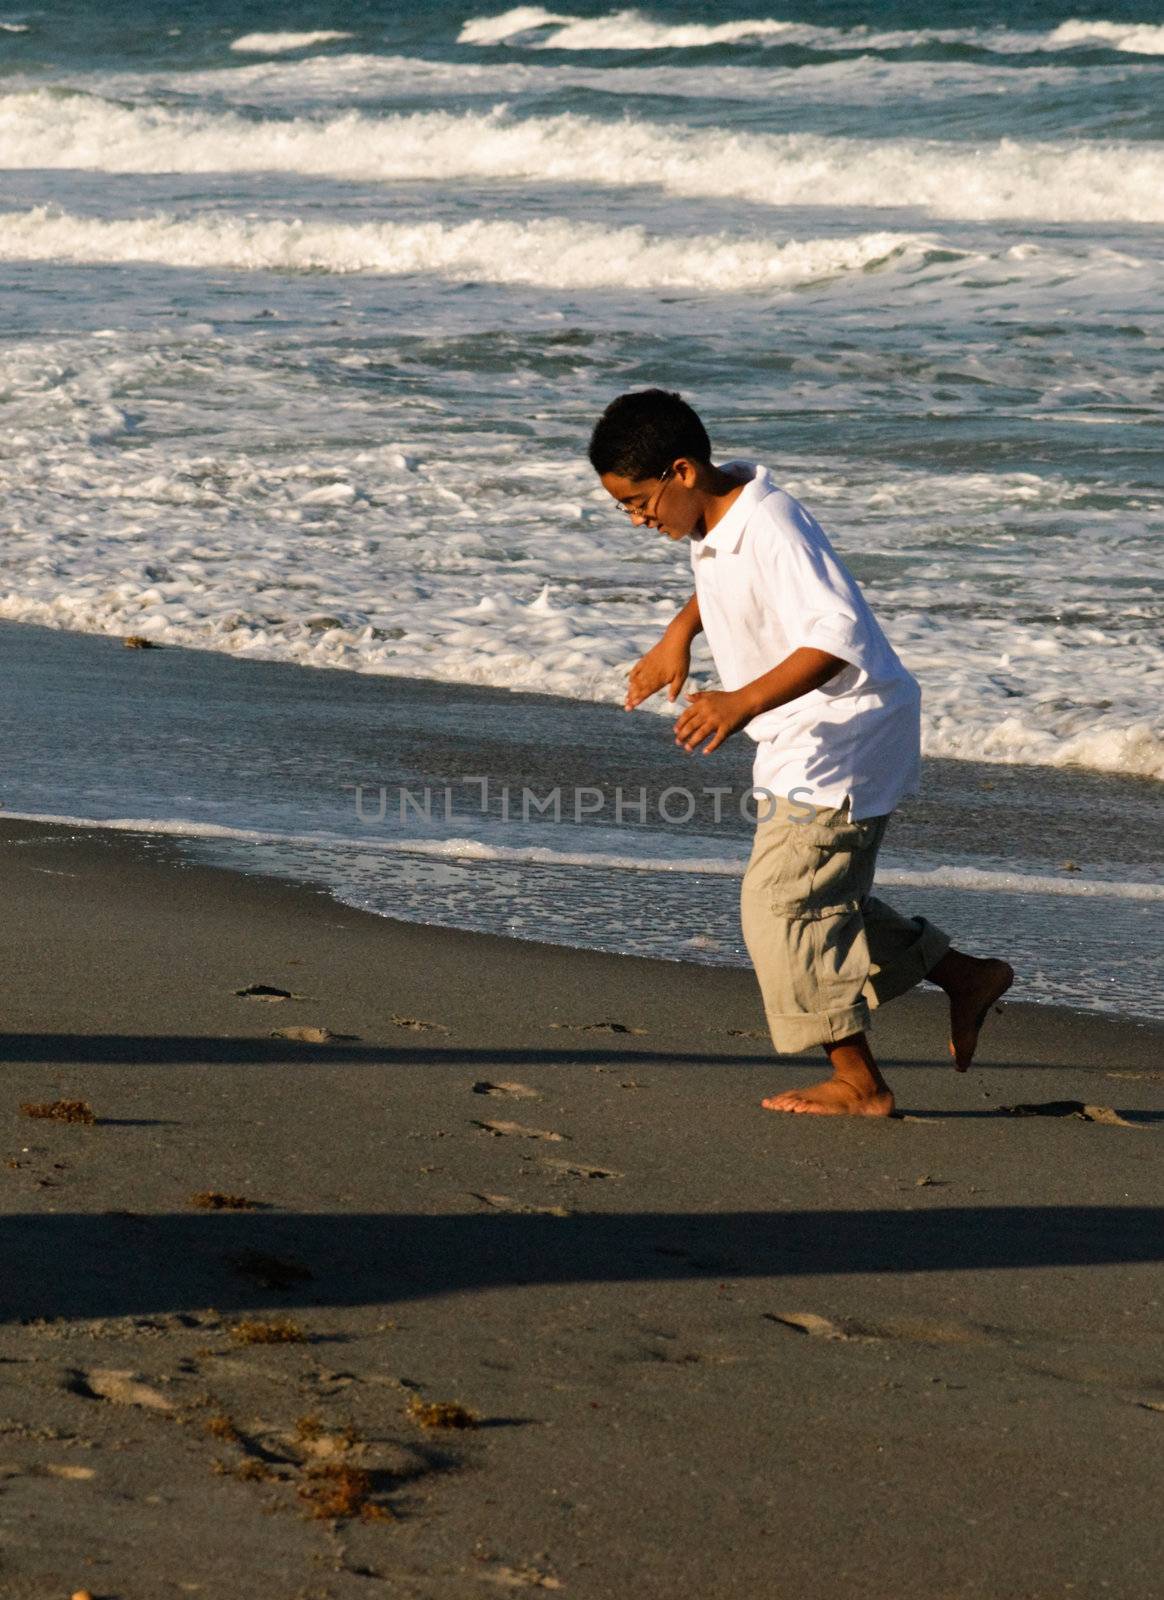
[588,389,1012,1116]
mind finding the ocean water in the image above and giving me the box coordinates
[1,3,1161,1015]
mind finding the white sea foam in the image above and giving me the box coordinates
[0,207,1152,301]
[460,7,1164,56]
[229,30,354,54]
[459,7,969,50]
[1050,19,1164,55]
[935,715,1164,783]
[347,838,1164,902]
[0,336,1159,785]
[461,6,797,48]
[459,5,566,44]
[0,207,925,291]
[878,862,1163,901]
[5,807,1160,902]
[3,93,1163,224]
[0,315,1159,782]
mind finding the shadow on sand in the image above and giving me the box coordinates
[0,1031,1093,1071]
[3,1205,1160,1325]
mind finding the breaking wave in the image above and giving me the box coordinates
[0,207,923,291]
[3,93,1163,224]
[459,7,1164,56]
[229,30,354,54]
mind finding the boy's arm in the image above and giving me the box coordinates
[674,646,844,753]
[625,593,703,710]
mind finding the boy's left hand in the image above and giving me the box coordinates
[674,689,751,754]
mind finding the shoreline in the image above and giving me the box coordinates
[2,616,1161,1022]
[3,613,1163,796]
[5,810,1164,1033]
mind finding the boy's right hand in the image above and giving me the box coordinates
[625,634,691,710]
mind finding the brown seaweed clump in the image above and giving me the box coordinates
[229,1317,306,1346]
[205,1413,240,1442]
[190,1191,256,1211]
[298,1462,393,1522]
[20,1099,96,1124]
[405,1395,479,1430]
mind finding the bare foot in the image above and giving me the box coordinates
[762,1033,895,1116]
[939,955,1014,1072]
[762,1077,895,1117]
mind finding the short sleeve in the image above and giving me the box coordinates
[759,499,874,674]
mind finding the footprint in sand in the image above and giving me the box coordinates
[472,1081,541,1101]
[189,1191,260,1211]
[64,1368,175,1411]
[997,1101,1139,1126]
[470,1192,571,1218]
[1,1463,98,1484]
[470,1120,568,1142]
[549,1020,646,1036]
[476,1564,563,1592]
[765,1311,991,1345]
[764,1312,875,1342]
[270,1026,359,1044]
[540,1156,621,1180]
[391,1013,450,1034]
[234,983,304,1002]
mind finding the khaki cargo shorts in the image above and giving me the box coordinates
[740,794,950,1054]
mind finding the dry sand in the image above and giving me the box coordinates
[1,816,1161,1600]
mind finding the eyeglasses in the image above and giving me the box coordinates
[618,465,674,525]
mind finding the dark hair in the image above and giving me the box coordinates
[587,388,711,480]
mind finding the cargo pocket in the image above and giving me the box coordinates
[803,817,882,919]
[751,817,881,921]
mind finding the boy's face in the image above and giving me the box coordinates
[599,461,702,541]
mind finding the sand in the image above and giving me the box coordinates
[1,816,1161,1600]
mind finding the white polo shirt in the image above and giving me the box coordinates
[689,462,920,820]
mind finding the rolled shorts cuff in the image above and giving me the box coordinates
[864,917,951,1009]
[763,998,872,1055]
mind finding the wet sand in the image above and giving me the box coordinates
[1,816,1161,1599]
[2,615,1162,1019]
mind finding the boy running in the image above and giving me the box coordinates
[588,389,1013,1116]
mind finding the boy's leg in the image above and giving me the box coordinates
[861,897,1014,1071]
[740,800,1014,1113]
[741,798,896,1116]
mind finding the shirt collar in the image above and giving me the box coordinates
[693,461,773,556]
